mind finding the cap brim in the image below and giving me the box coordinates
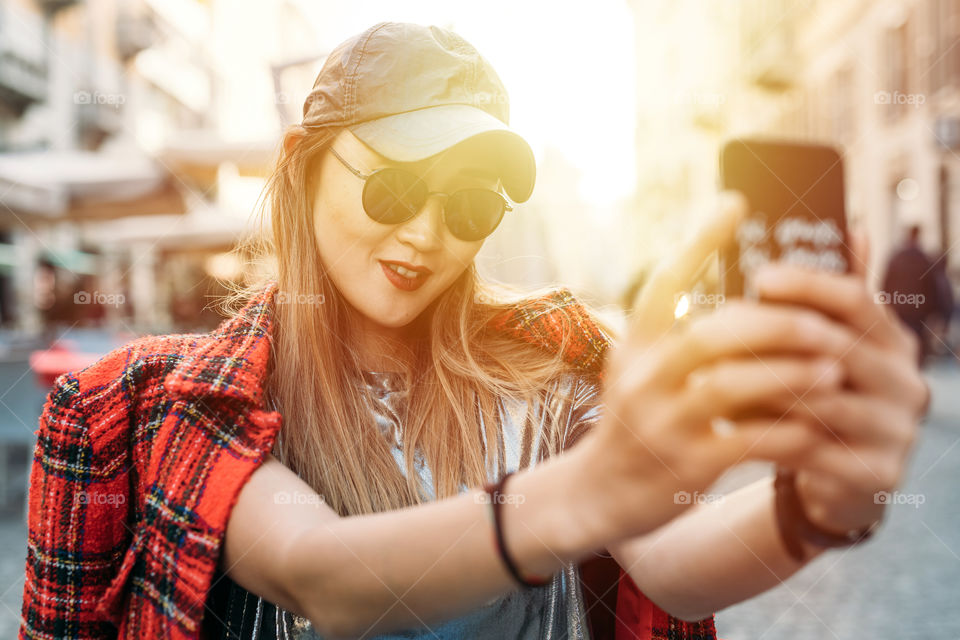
[348,104,536,203]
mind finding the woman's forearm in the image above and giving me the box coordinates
[611,475,827,622]
[284,441,616,638]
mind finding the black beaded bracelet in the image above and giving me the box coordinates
[774,467,882,563]
[482,472,553,588]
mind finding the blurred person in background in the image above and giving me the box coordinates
[74,274,107,327]
[930,251,955,359]
[33,259,82,338]
[881,225,941,366]
[20,22,928,640]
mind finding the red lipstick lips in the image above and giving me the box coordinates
[380,260,432,291]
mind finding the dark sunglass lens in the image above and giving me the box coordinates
[363,170,427,223]
[445,190,506,241]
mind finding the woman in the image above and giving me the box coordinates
[20,22,928,640]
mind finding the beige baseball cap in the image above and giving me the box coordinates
[301,21,536,203]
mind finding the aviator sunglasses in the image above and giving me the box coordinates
[328,146,513,241]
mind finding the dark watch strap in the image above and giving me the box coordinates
[774,467,882,563]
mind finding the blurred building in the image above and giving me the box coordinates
[0,0,317,335]
[730,0,960,289]
[1,0,185,333]
[628,0,960,292]
[627,0,739,279]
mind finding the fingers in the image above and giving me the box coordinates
[679,356,844,425]
[792,442,904,495]
[833,339,929,410]
[656,300,857,385]
[717,392,918,496]
[753,262,908,352]
[749,262,927,416]
[631,191,748,338]
[784,392,916,449]
[706,418,824,471]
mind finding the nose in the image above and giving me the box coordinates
[394,195,447,252]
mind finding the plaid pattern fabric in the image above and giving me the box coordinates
[20,280,716,640]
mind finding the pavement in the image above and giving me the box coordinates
[0,354,956,638]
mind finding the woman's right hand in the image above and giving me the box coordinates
[582,192,859,542]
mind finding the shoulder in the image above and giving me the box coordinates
[488,286,602,332]
[37,328,211,437]
[62,281,279,413]
[33,329,247,522]
[39,286,279,489]
[50,331,219,422]
[32,326,283,633]
[26,283,285,635]
[487,286,618,377]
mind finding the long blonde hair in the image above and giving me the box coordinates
[224,123,608,516]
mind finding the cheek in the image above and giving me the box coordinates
[312,191,384,271]
[435,241,483,283]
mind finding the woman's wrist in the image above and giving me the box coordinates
[777,469,883,564]
[794,470,885,535]
[486,439,622,581]
[481,428,684,583]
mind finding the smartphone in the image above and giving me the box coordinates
[718,138,850,299]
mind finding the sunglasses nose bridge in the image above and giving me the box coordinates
[396,193,447,245]
[413,191,450,221]
[397,178,447,216]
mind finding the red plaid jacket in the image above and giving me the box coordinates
[20,280,718,639]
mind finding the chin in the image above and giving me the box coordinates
[367,299,426,328]
[373,312,416,328]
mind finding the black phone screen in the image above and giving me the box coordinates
[719,138,850,298]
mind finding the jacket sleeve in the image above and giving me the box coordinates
[19,373,131,639]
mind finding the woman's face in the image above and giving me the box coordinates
[309,129,502,333]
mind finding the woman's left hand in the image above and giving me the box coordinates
[751,230,931,535]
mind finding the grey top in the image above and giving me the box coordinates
[203,370,604,640]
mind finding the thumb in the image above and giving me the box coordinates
[631,190,748,339]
